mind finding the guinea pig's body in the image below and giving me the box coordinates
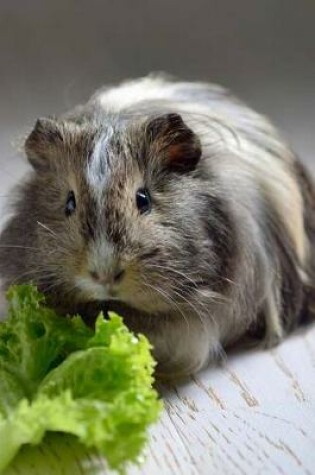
[0,75,314,377]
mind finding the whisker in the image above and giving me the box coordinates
[147,264,228,304]
[7,262,67,285]
[10,269,57,285]
[37,221,57,237]
[142,280,191,334]
[169,286,210,330]
[0,245,42,251]
[146,263,200,288]
[43,280,68,294]
[59,282,83,301]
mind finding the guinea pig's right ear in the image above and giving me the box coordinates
[25,118,63,172]
[146,113,202,173]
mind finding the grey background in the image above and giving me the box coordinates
[0,0,314,173]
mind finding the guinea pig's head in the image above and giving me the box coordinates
[1,112,234,315]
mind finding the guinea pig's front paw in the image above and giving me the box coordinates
[261,327,284,349]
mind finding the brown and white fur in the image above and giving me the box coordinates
[0,75,314,378]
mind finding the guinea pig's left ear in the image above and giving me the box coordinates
[147,113,201,173]
[25,118,63,172]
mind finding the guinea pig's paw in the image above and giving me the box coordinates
[261,327,284,349]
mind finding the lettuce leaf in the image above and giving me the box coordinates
[0,285,161,473]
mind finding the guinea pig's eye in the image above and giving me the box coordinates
[65,191,76,217]
[136,188,151,215]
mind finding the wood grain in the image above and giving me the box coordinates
[2,325,314,475]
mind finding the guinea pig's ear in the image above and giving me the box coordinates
[147,113,201,173]
[25,118,63,172]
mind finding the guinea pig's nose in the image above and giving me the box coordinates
[89,269,125,284]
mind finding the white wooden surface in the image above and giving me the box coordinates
[1,153,315,475]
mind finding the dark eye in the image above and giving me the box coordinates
[65,190,76,217]
[136,188,151,214]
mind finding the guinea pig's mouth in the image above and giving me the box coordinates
[75,273,172,314]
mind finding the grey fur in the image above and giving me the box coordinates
[0,75,314,379]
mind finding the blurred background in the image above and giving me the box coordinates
[0,0,314,181]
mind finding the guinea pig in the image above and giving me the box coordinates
[0,75,314,378]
